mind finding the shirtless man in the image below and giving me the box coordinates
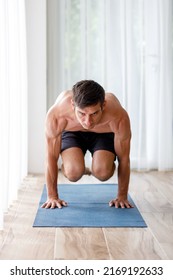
[42,80,133,209]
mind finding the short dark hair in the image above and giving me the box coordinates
[72,80,105,108]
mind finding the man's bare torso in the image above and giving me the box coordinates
[46,90,130,138]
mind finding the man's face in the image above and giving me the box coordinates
[73,102,104,130]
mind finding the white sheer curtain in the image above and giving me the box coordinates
[47,0,173,171]
[0,0,28,229]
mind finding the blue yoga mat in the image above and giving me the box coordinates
[33,184,147,227]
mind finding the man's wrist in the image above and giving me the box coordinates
[117,191,128,199]
[48,193,59,199]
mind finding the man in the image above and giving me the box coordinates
[42,80,133,209]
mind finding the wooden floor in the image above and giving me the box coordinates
[0,170,173,260]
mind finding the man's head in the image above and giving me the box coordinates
[71,80,106,129]
[72,80,105,108]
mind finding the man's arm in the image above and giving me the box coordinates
[41,114,67,209]
[109,116,133,208]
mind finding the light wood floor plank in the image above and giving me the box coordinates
[103,228,168,260]
[0,226,55,260]
[160,243,173,260]
[144,172,173,204]
[54,228,110,260]
[143,212,173,244]
[129,171,173,214]
[130,189,173,213]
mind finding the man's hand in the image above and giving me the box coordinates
[109,197,133,208]
[41,198,67,209]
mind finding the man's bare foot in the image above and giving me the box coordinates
[85,167,91,175]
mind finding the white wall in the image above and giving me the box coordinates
[25,0,47,173]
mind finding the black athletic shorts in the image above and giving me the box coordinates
[61,131,116,158]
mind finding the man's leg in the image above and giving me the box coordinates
[92,150,115,181]
[61,147,86,182]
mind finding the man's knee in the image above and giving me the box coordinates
[63,165,85,182]
[92,164,115,181]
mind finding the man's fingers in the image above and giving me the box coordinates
[62,200,67,207]
[125,202,134,208]
[55,203,62,209]
[119,202,125,208]
[109,201,114,207]
[41,199,68,209]
[115,201,120,208]
[109,199,134,208]
[45,202,52,209]
[55,200,67,208]
[41,202,47,208]
[51,201,58,209]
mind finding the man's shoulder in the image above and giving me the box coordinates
[54,90,72,105]
[105,94,131,138]
[47,90,72,117]
[105,92,120,101]
[45,90,73,138]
